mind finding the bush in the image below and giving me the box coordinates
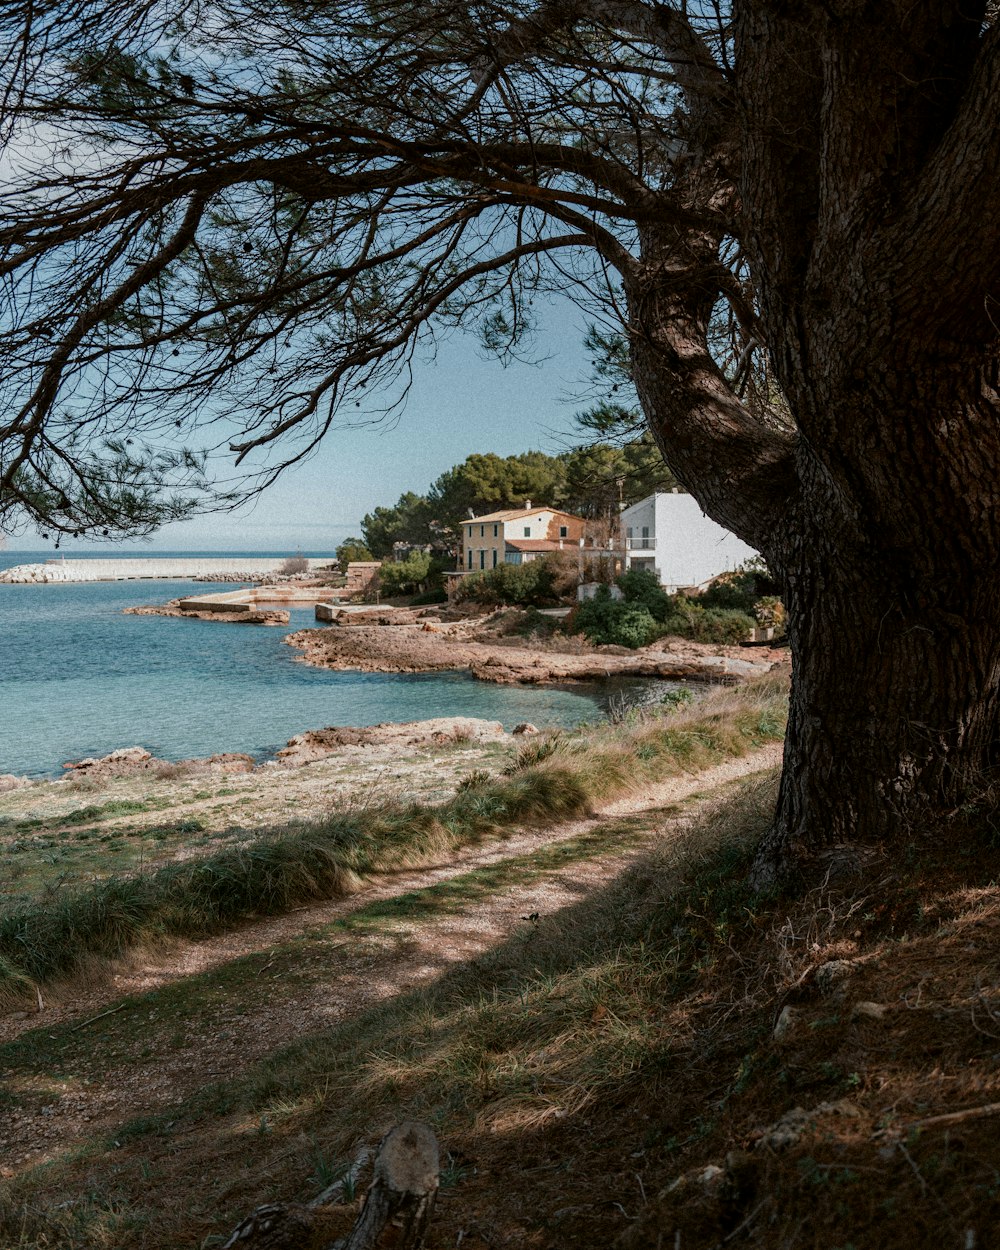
[278,555,310,575]
[378,550,432,596]
[616,567,671,620]
[661,598,755,643]
[696,607,756,643]
[699,557,781,613]
[455,559,558,607]
[570,581,754,648]
[608,604,661,647]
[570,586,660,648]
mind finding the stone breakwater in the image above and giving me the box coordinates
[0,557,336,584]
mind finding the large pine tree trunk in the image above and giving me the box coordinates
[755,511,1000,884]
[621,4,1000,885]
[630,250,1000,883]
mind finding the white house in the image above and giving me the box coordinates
[621,491,758,590]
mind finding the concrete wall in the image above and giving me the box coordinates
[175,591,253,613]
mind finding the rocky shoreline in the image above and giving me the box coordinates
[285,609,782,686]
[0,716,516,792]
[124,601,291,625]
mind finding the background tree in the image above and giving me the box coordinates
[360,493,434,559]
[4,2,1000,879]
[377,550,433,597]
[335,538,374,571]
[428,452,568,535]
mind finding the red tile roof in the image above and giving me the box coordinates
[503,538,566,552]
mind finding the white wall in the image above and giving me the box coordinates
[623,493,758,589]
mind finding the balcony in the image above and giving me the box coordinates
[625,537,656,550]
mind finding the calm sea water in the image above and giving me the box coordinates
[0,551,630,778]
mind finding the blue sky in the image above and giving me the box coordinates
[8,298,595,554]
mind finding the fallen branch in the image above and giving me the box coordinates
[67,1004,126,1033]
[903,1103,1000,1133]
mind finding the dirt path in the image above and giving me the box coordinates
[0,745,780,1169]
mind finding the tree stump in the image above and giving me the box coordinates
[342,1121,439,1250]
[220,1123,439,1250]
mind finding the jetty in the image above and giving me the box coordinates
[0,557,337,584]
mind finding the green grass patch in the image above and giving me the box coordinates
[0,810,667,1078]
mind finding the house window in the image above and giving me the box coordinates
[523,526,531,537]
[468,526,473,538]
[479,549,485,570]
[493,524,499,538]
[492,550,498,568]
[480,525,485,537]
[559,525,568,538]
[642,526,649,538]
[467,549,473,569]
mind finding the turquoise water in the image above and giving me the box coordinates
[0,552,631,778]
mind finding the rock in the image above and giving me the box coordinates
[62,745,256,780]
[167,752,256,776]
[753,1101,862,1153]
[63,746,154,776]
[512,722,539,735]
[276,717,507,765]
[0,774,32,793]
[816,1099,862,1118]
[202,753,255,774]
[816,959,857,992]
[851,1000,888,1021]
[772,1004,801,1039]
[697,1164,725,1192]
[755,1106,811,1150]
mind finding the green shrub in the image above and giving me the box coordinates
[699,557,781,613]
[660,598,755,643]
[608,604,660,647]
[456,560,557,607]
[508,607,558,638]
[569,587,660,648]
[616,567,672,620]
[379,550,432,596]
[695,607,756,643]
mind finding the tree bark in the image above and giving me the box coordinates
[617,5,1000,884]
[342,1121,439,1250]
[756,515,1000,885]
